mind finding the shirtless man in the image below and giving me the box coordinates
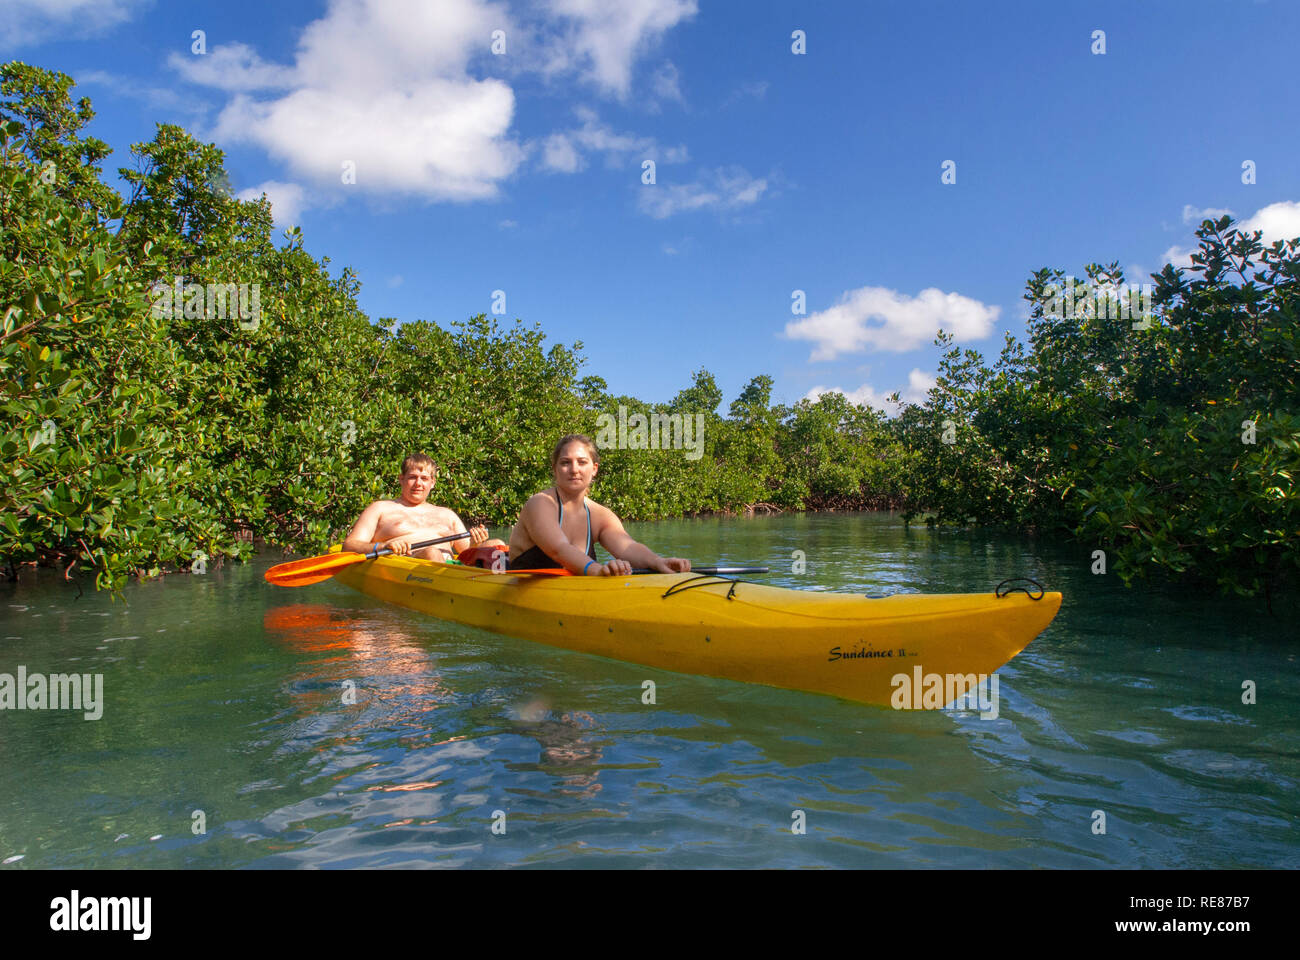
[344,453,499,561]
[509,434,691,576]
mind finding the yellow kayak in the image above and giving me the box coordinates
[330,553,1062,707]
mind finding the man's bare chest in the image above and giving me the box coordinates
[376,504,443,533]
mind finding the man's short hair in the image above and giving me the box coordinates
[400,453,437,477]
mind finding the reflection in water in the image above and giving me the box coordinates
[506,697,607,799]
[266,605,607,803]
[262,603,453,731]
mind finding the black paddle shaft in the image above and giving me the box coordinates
[627,566,769,575]
[366,531,471,559]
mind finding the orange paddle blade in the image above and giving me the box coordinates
[264,550,367,586]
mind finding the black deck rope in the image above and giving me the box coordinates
[994,577,1046,600]
[662,573,750,600]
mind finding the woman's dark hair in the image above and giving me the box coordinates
[549,434,600,471]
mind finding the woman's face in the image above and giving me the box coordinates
[553,441,598,494]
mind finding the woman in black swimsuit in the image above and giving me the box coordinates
[507,434,691,576]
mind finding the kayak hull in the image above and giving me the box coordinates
[331,555,1062,707]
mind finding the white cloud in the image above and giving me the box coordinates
[637,166,766,219]
[387,274,404,288]
[178,0,523,202]
[167,42,295,92]
[0,0,149,50]
[805,383,892,410]
[804,369,936,414]
[540,107,687,173]
[1182,203,1233,225]
[545,0,698,99]
[168,0,699,201]
[785,286,999,361]
[650,60,683,105]
[214,79,519,205]
[1161,200,1300,272]
[293,0,505,89]
[542,133,583,172]
[901,368,937,404]
[76,69,189,111]
[238,180,307,227]
[1240,200,1300,243]
[571,106,646,152]
[498,219,518,229]
[721,80,768,106]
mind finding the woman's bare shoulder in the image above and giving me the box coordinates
[520,489,556,512]
[584,497,622,525]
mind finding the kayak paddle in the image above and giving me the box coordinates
[264,532,472,587]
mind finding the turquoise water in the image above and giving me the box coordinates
[1,512,1296,868]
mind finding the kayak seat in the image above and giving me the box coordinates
[458,545,510,569]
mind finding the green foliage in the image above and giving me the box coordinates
[0,62,119,214]
[1,118,227,589]
[781,391,903,509]
[3,63,1293,600]
[371,314,587,532]
[896,222,1299,597]
[896,328,1072,530]
[1069,221,1300,596]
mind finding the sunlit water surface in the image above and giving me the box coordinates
[1,513,1296,868]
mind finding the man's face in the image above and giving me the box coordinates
[553,443,597,493]
[400,465,435,505]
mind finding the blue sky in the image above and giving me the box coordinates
[5,0,1298,411]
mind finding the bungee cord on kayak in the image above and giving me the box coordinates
[661,573,753,600]
[994,578,1048,600]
